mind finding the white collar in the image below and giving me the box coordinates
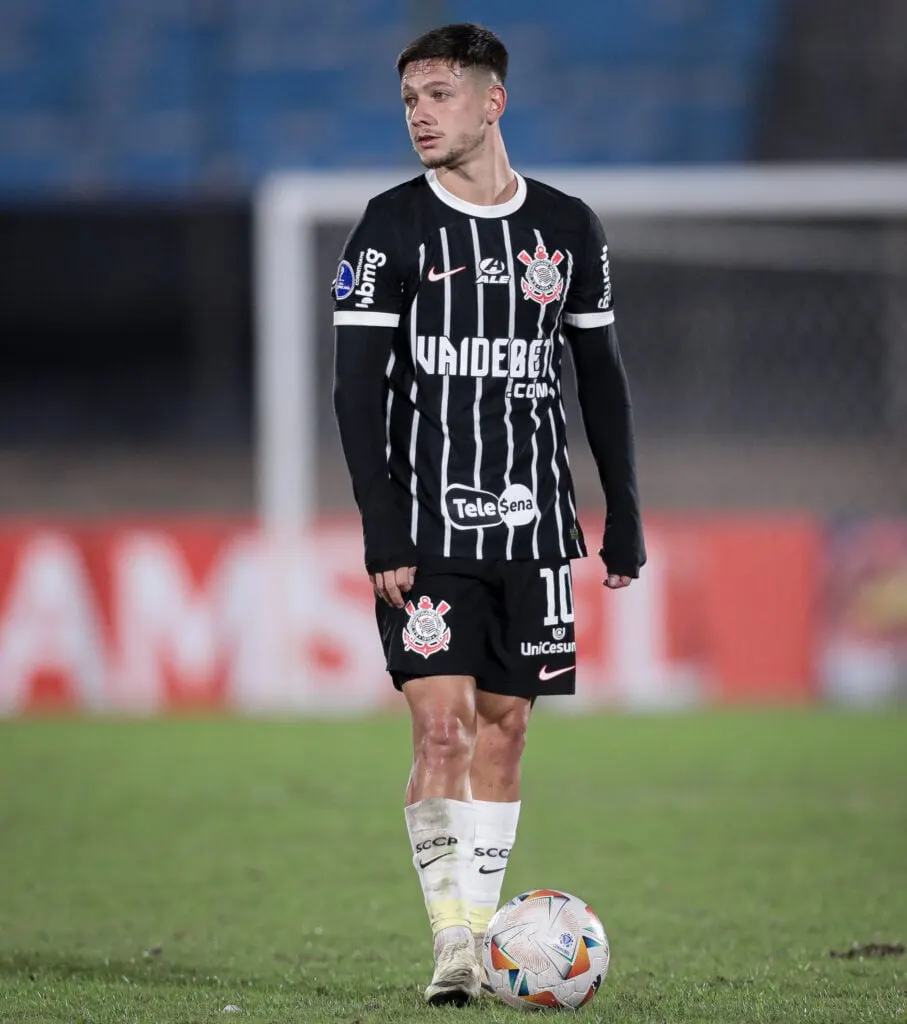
[425,169,527,218]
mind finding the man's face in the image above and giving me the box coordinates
[400,60,495,169]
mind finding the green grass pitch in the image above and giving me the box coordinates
[0,711,904,1023]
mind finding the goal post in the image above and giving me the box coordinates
[254,163,907,536]
[243,163,907,710]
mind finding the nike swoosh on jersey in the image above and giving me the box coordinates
[538,664,575,682]
[427,265,467,282]
[419,851,455,869]
[478,864,507,874]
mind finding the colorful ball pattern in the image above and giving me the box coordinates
[483,889,610,1011]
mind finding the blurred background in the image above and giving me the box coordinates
[1,0,906,713]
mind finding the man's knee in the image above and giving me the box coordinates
[477,699,531,761]
[405,676,477,769]
[416,709,475,769]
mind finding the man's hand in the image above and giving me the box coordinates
[598,548,636,590]
[604,573,633,590]
[369,566,417,608]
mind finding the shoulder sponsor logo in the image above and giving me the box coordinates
[597,244,612,310]
[333,259,355,301]
[427,265,466,282]
[353,247,387,309]
[476,257,510,285]
[444,484,537,530]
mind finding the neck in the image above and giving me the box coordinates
[433,140,516,207]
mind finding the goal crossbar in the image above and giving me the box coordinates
[254,164,907,534]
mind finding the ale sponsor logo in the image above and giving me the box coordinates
[476,257,510,285]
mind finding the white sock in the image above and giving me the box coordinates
[405,797,476,952]
[469,799,521,941]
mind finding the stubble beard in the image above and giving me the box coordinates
[418,127,485,171]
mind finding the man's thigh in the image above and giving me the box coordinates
[376,559,494,689]
[485,559,577,698]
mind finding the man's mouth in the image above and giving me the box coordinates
[415,134,441,147]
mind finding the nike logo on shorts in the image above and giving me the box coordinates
[538,664,574,682]
[427,266,466,282]
[478,865,507,875]
[419,851,455,869]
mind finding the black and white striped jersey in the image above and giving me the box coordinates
[332,170,615,562]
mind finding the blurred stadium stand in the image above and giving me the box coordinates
[0,0,781,192]
[0,0,905,517]
[757,0,907,161]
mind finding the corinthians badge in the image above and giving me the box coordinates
[402,596,452,658]
[518,243,564,305]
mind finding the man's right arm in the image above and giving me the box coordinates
[333,323,417,577]
[331,200,417,595]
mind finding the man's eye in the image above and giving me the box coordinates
[433,91,449,101]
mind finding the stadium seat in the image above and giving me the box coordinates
[0,0,782,191]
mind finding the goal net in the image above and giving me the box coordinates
[252,166,907,711]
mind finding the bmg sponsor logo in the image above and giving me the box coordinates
[444,484,537,530]
[353,247,387,308]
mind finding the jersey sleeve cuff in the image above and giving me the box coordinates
[333,311,400,328]
[563,310,615,329]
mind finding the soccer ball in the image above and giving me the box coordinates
[483,889,610,1010]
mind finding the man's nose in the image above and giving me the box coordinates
[410,100,433,125]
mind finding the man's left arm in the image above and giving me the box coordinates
[564,322,646,582]
[563,202,646,583]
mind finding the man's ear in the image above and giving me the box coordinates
[487,82,507,124]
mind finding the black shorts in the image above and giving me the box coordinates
[375,556,577,698]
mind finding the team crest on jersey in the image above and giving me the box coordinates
[518,243,565,306]
[402,596,452,658]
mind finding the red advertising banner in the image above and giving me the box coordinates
[0,515,820,715]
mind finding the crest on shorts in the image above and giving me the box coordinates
[402,596,452,659]
[518,243,564,305]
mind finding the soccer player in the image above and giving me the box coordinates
[332,23,646,1005]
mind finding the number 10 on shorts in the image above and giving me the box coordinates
[539,565,574,626]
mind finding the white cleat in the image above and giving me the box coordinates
[424,939,481,1006]
[474,933,493,996]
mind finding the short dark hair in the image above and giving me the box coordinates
[396,23,508,83]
